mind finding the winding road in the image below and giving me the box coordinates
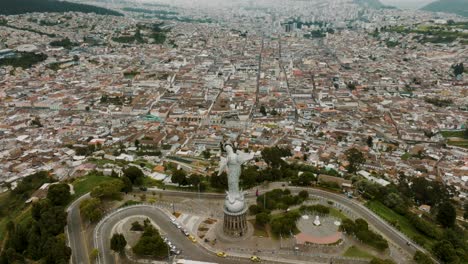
[94,205,253,264]
[67,185,427,264]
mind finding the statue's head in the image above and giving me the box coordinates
[222,138,238,154]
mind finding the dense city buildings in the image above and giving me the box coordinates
[0,0,467,264]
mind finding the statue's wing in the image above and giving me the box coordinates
[237,150,254,164]
[218,156,227,176]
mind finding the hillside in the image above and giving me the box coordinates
[353,0,397,9]
[421,0,468,17]
[0,0,122,16]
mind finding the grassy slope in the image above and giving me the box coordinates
[343,245,375,258]
[366,200,435,249]
[70,174,115,200]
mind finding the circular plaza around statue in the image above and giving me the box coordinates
[295,214,343,245]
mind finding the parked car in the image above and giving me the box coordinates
[188,235,197,243]
[250,256,261,262]
[216,252,227,258]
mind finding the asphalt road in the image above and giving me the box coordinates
[68,185,427,264]
[67,193,91,264]
[95,205,253,264]
[144,186,423,256]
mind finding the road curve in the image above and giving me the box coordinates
[69,185,427,264]
[143,187,423,256]
[94,205,253,264]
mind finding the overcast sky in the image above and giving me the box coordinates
[379,0,436,9]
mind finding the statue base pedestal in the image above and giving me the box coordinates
[223,206,248,237]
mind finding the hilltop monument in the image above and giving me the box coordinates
[218,141,254,237]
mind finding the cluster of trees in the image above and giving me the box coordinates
[340,218,388,251]
[344,147,366,173]
[132,219,168,259]
[261,146,292,168]
[248,189,310,236]
[170,169,206,191]
[452,63,464,76]
[0,52,47,69]
[0,177,71,263]
[270,211,301,237]
[255,189,308,211]
[238,153,341,191]
[0,0,123,16]
[357,174,467,262]
[49,38,79,49]
[259,105,278,116]
[110,233,127,255]
[299,204,330,215]
[80,166,145,222]
[424,97,453,107]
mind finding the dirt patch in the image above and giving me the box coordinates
[203,218,217,224]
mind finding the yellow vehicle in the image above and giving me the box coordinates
[250,256,261,262]
[188,235,197,243]
[216,251,227,257]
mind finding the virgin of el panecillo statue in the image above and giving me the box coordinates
[218,142,254,213]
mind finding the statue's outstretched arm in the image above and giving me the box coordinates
[236,150,254,165]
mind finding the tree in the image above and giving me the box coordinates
[452,63,464,76]
[188,174,202,187]
[432,240,459,264]
[436,202,456,228]
[298,190,309,199]
[132,224,168,258]
[240,166,259,189]
[345,147,365,173]
[134,139,140,149]
[201,149,211,159]
[121,176,133,193]
[414,250,435,264]
[131,221,144,231]
[123,166,144,186]
[255,212,271,227]
[210,171,228,190]
[261,146,291,168]
[80,198,103,222]
[47,183,70,206]
[171,169,188,186]
[260,105,267,116]
[90,179,124,200]
[293,172,316,186]
[110,233,127,254]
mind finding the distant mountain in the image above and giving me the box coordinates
[353,0,397,9]
[421,0,468,17]
[0,0,123,16]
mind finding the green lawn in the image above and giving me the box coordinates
[440,131,466,138]
[366,201,434,248]
[343,245,374,259]
[329,207,348,220]
[71,174,115,200]
[447,140,468,149]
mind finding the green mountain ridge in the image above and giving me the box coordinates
[0,0,122,16]
[421,0,468,17]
